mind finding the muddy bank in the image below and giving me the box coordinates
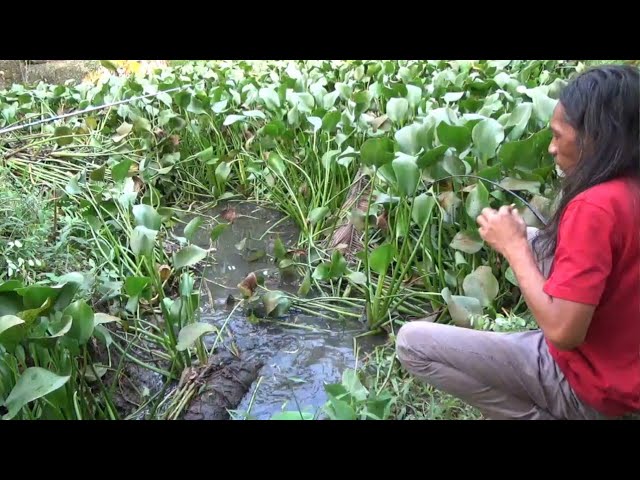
[0,60,101,89]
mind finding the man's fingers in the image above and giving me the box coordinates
[476,214,488,228]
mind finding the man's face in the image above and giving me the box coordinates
[548,102,581,175]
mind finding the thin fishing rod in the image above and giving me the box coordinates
[0,85,190,136]
[430,174,549,226]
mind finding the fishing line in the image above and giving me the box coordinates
[429,174,549,226]
[0,85,191,136]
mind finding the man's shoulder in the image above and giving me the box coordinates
[570,177,640,214]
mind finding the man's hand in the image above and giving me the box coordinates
[476,205,528,257]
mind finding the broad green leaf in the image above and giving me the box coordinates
[132,204,162,230]
[441,288,484,328]
[54,126,73,146]
[395,123,423,156]
[173,245,208,269]
[268,152,286,176]
[405,84,422,109]
[112,159,132,182]
[125,276,151,297]
[308,206,329,225]
[499,177,541,195]
[176,322,216,351]
[411,193,436,226]
[184,216,203,242]
[450,231,483,254]
[465,181,490,220]
[90,164,106,182]
[436,122,472,152]
[271,411,314,420]
[342,369,368,402]
[262,290,291,318]
[417,145,448,170]
[2,367,70,420]
[472,118,505,160]
[443,91,464,103]
[391,154,419,197]
[16,285,60,310]
[223,114,245,126]
[130,226,157,257]
[386,98,409,123]
[326,395,356,420]
[0,315,24,336]
[307,116,322,133]
[360,137,395,168]
[215,161,231,184]
[346,272,367,286]
[259,87,280,110]
[322,111,341,132]
[505,102,533,141]
[463,266,500,306]
[63,300,95,345]
[210,223,228,242]
[505,266,518,286]
[524,87,558,123]
[94,313,121,326]
[369,243,395,275]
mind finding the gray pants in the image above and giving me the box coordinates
[395,228,610,420]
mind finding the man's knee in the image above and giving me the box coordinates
[396,321,433,369]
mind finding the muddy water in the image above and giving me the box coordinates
[180,201,384,419]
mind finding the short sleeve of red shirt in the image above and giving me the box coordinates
[543,199,615,305]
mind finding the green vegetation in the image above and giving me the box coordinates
[0,59,634,420]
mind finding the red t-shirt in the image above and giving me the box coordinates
[542,176,640,417]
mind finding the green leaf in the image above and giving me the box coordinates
[322,111,341,132]
[53,126,73,146]
[441,288,484,328]
[90,164,106,182]
[184,216,203,242]
[463,266,500,307]
[134,116,151,133]
[130,226,157,258]
[259,87,280,111]
[124,276,151,297]
[465,181,490,220]
[450,231,483,254]
[386,98,409,123]
[369,243,395,275]
[436,122,472,152]
[411,193,436,226]
[326,396,356,420]
[176,322,216,351]
[417,145,448,170]
[499,177,541,195]
[262,290,291,318]
[342,369,368,402]
[16,285,60,310]
[2,367,70,420]
[346,272,367,286]
[0,315,24,337]
[271,411,314,420]
[267,152,286,176]
[360,137,395,168]
[63,300,95,345]
[215,161,231,184]
[392,154,419,197]
[472,118,505,160]
[308,206,329,225]
[210,223,228,242]
[112,159,132,182]
[132,204,162,230]
[223,114,246,126]
[173,245,208,269]
[505,102,533,141]
[505,266,518,286]
[395,123,423,156]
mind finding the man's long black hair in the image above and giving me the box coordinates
[533,64,640,260]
